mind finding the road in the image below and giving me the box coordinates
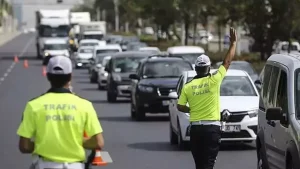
[0,33,256,169]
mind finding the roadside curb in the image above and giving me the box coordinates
[0,32,21,47]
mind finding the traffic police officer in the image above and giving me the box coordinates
[17,55,104,169]
[177,28,237,169]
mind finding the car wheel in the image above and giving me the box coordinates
[257,147,267,169]
[169,121,178,145]
[98,83,105,90]
[130,101,136,119]
[177,120,187,149]
[135,106,145,121]
[107,90,117,103]
[287,157,294,169]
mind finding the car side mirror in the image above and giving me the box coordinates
[254,80,261,85]
[266,107,282,121]
[129,74,139,80]
[168,91,178,99]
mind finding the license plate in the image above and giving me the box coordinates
[162,100,170,106]
[224,125,241,132]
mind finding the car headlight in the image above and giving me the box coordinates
[44,52,49,56]
[112,74,122,81]
[101,72,108,76]
[248,109,258,118]
[138,85,154,92]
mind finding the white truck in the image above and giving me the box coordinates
[35,9,71,59]
[70,12,91,48]
[79,22,106,42]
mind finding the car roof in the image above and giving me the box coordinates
[44,39,66,44]
[94,44,121,50]
[267,53,300,70]
[80,39,99,43]
[216,61,250,65]
[112,51,151,58]
[78,46,94,50]
[186,69,249,77]
[167,46,205,54]
[143,57,188,62]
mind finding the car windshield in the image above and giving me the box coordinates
[96,49,119,54]
[143,61,192,78]
[113,57,143,73]
[44,44,68,50]
[282,44,298,51]
[81,43,98,47]
[79,48,93,53]
[170,53,203,64]
[187,76,257,96]
[95,54,112,63]
[83,34,103,40]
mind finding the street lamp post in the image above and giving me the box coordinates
[113,0,119,32]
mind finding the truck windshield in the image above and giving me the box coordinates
[83,34,103,40]
[39,25,70,37]
[44,44,68,50]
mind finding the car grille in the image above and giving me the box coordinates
[226,111,247,122]
[221,130,251,138]
[157,88,175,96]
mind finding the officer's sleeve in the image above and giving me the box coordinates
[178,86,188,106]
[210,65,227,84]
[85,103,103,137]
[17,103,35,138]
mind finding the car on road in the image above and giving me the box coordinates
[79,39,106,47]
[120,36,139,51]
[139,47,161,53]
[213,61,259,82]
[129,56,194,121]
[74,46,94,68]
[105,51,151,102]
[105,35,123,44]
[167,46,205,67]
[168,69,259,148]
[43,38,70,58]
[97,56,111,90]
[89,53,113,83]
[126,42,148,51]
[256,53,300,169]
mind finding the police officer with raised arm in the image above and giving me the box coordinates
[177,28,237,169]
[17,55,104,169]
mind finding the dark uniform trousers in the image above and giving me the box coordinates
[190,125,221,169]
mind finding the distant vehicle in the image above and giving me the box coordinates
[105,35,123,44]
[79,39,106,47]
[79,21,106,41]
[120,36,139,51]
[214,61,259,82]
[127,42,148,51]
[70,12,91,49]
[139,47,161,53]
[167,46,205,67]
[89,53,114,83]
[74,46,94,68]
[91,44,122,59]
[43,38,70,58]
[129,56,194,121]
[105,51,151,102]
[272,41,300,54]
[169,69,259,148]
[97,56,112,90]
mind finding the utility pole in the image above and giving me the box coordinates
[113,0,119,32]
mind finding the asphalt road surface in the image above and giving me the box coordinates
[0,33,257,169]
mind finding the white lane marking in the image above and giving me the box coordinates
[0,36,35,86]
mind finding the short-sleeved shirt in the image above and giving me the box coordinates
[17,88,103,162]
[178,65,227,121]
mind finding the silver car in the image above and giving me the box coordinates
[97,56,111,90]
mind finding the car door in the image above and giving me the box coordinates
[131,62,142,106]
[264,65,281,169]
[171,75,185,133]
[270,68,289,169]
[170,75,183,128]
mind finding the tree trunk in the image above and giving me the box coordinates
[184,14,190,45]
[217,22,222,52]
[125,21,129,33]
[192,18,197,45]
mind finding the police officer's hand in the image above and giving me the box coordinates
[230,27,237,43]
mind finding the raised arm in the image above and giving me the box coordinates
[222,28,237,70]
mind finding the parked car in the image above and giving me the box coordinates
[105,51,151,102]
[129,56,193,121]
[169,69,259,148]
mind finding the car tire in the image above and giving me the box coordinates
[257,147,267,169]
[287,157,294,169]
[170,121,178,145]
[177,120,188,149]
[135,106,145,121]
[98,84,105,90]
[130,101,136,119]
[107,90,117,103]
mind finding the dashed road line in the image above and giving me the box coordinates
[0,36,35,86]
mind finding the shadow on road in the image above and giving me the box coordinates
[127,142,182,152]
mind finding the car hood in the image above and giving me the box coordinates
[77,53,93,59]
[45,50,68,55]
[220,96,259,112]
[139,78,179,88]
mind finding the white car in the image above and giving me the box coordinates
[169,69,259,148]
[43,38,70,58]
[139,47,161,53]
[97,56,111,90]
[92,44,122,59]
[79,39,106,47]
[167,46,205,67]
[74,46,94,68]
